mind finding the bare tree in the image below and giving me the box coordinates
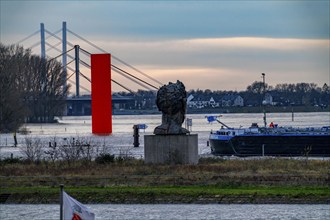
[23,55,69,123]
[59,136,91,165]
[20,136,44,162]
[0,43,70,130]
[44,136,61,163]
[0,44,30,132]
[78,137,96,161]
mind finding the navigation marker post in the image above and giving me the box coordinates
[91,54,112,135]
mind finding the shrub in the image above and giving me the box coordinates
[95,153,115,164]
[20,136,44,162]
[1,157,22,164]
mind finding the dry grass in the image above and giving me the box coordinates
[1,157,329,176]
[1,157,329,204]
[0,157,329,188]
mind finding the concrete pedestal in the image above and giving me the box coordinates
[144,134,198,164]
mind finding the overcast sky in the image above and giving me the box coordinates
[1,0,329,93]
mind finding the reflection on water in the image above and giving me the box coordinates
[0,204,329,220]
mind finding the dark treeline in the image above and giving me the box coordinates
[190,81,330,107]
[0,43,69,132]
[116,81,330,110]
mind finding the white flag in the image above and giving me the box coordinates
[63,191,95,220]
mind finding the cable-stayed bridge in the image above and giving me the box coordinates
[15,22,163,116]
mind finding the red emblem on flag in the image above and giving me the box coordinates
[72,213,82,220]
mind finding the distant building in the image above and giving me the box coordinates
[187,96,219,108]
[263,93,273,105]
[209,97,220,107]
[221,94,244,107]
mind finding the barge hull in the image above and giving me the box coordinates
[211,135,330,157]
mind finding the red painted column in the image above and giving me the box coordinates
[91,54,112,135]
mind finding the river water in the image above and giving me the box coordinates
[1,204,329,219]
[0,112,329,158]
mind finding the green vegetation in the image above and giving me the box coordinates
[1,157,329,204]
[1,185,329,204]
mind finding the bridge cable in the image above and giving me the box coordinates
[67,29,162,86]
[111,65,158,90]
[16,30,40,45]
[80,47,162,87]
[15,28,136,95]
[45,41,62,52]
[18,29,161,92]
[47,45,77,63]
[65,65,133,93]
[76,58,153,91]
[66,66,79,80]
[63,58,75,68]
[68,79,90,93]
[66,62,136,94]
[47,47,75,62]
[25,29,61,50]
[78,58,150,91]
[67,72,75,80]
[80,47,157,90]
[111,67,152,91]
[79,48,156,90]
[112,55,163,86]
[44,29,63,42]
[79,71,91,83]
[28,30,62,51]
[79,47,91,56]
[112,79,137,94]
[53,58,75,72]
[66,66,91,85]
[79,60,91,69]
[45,29,62,41]
[45,29,76,50]
[28,41,41,50]
[79,60,157,90]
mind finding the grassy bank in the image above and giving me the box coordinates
[1,185,329,204]
[1,158,329,204]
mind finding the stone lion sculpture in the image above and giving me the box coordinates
[154,80,190,135]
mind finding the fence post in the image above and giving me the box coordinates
[60,184,64,220]
[133,125,139,148]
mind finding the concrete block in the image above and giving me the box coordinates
[144,134,198,164]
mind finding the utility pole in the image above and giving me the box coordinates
[262,73,267,127]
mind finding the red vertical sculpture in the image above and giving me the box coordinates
[91,54,112,135]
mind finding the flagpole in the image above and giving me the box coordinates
[60,184,64,220]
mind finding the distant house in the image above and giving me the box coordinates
[263,93,273,105]
[187,96,220,108]
[209,97,219,107]
[233,96,244,106]
[221,94,244,107]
